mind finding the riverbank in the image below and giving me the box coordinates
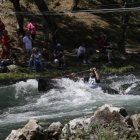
[0,52,138,82]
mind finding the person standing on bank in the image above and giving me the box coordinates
[22,31,33,58]
[26,19,36,41]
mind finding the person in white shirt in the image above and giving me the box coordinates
[85,68,100,88]
[23,32,32,57]
[69,68,100,88]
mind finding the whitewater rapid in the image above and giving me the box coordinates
[0,74,140,126]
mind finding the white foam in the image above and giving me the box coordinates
[109,74,140,94]
[14,79,38,99]
[0,75,140,126]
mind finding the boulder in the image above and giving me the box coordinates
[61,117,91,139]
[38,78,48,91]
[131,114,140,131]
[45,122,63,139]
[5,119,44,140]
[61,104,128,139]
[90,104,126,125]
[5,130,26,140]
[38,78,57,92]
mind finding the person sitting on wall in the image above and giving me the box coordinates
[29,47,42,71]
[53,43,66,68]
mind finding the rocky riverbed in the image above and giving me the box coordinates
[5,104,140,140]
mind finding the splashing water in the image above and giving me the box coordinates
[0,73,140,139]
[106,74,140,95]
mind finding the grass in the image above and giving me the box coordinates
[100,65,135,74]
[0,63,135,82]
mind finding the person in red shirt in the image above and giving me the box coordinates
[26,19,36,41]
[98,36,113,64]
[1,30,12,59]
[98,36,110,53]
[0,18,5,39]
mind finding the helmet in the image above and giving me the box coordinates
[54,59,59,63]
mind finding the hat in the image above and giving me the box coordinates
[54,59,59,63]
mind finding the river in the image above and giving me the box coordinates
[0,73,140,139]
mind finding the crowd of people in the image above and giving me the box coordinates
[0,17,113,73]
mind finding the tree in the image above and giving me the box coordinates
[9,0,24,35]
[118,0,132,53]
[34,0,57,42]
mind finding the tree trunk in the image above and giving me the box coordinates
[118,0,131,53]
[72,0,80,10]
[34,0,57,42]
[9,0,24,35]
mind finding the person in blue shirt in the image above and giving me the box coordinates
[29,47,42,71]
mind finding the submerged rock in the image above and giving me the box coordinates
[38,78,57,92]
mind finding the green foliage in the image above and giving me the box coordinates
[101,65,135,74]
[90,124,118,140]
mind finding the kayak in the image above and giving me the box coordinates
[86,83,99,89]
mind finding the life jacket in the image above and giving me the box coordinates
[88,76,98,88]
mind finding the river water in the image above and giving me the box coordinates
[0,73,140,139]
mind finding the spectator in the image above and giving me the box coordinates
[77,42,87,64]
[98,36,113,64]
[26,19,36,41]
[99,36,110,53]
[23,31,32,58]
[1,30,12,59]
[53,43,65,68]
[55,42,63,50]
[0,18,5,39]
[29,47,42,71]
